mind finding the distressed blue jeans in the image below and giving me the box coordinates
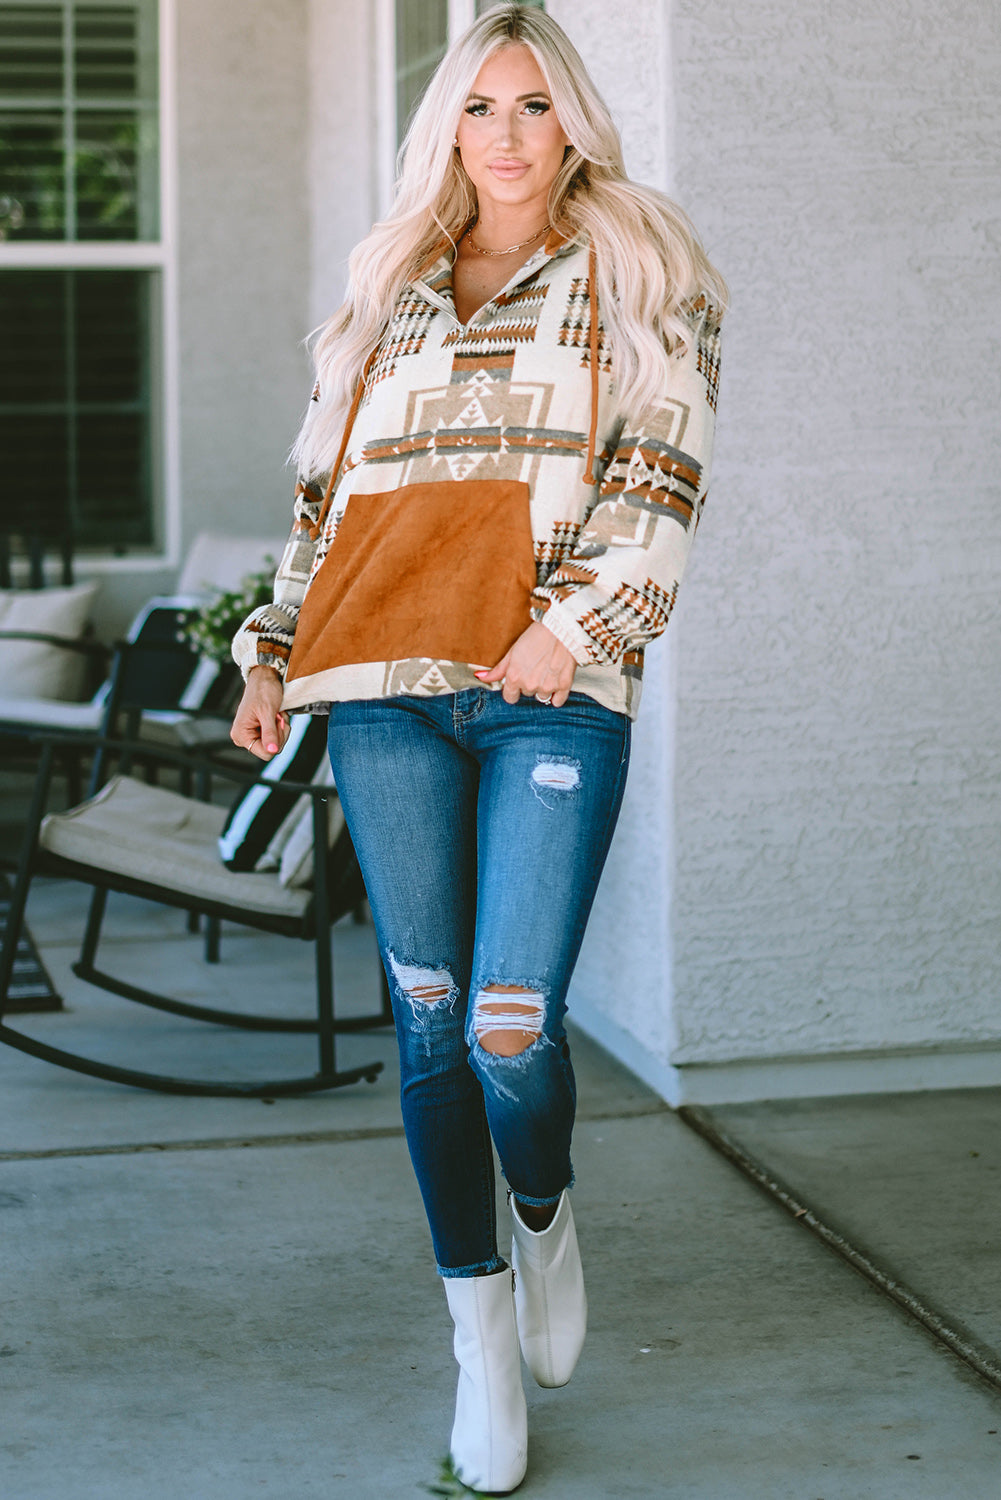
[326,689,630,1277]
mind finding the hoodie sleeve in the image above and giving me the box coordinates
[231,476,328,681]
[530,300,721,666]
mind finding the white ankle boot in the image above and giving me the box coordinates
[510,1192,587,1388]
[443,1268,528,1494]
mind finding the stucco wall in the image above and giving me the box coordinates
[669,0,1001,1065]
[175,0,311,569]
[307,0,383,324]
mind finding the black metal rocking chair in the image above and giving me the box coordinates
[0,734,393,1097]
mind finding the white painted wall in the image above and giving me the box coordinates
[666,0,1001,1093]
[307,0,386,325]
[176,0,312,554]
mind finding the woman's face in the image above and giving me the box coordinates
[455,44,570,218]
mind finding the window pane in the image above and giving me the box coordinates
[0,268,157,550]
[0,264,67,399]
[75,6,141,97]
[75,112,139,237]
[0,111,64,238]
[76,409,149,543]
[396,0,447,148]
[75,265,144,400]
[0,0,158,242]
[0,6,63,97]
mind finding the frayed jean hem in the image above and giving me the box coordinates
[437,1254,509,1280]
[505,1169,575,1210]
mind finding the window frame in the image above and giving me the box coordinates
[0,0,179,573]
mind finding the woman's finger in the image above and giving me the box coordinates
[474,652,510,684]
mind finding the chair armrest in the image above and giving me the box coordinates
[0,629,109,662]
[109,636,194,654]
[19,730,333,802]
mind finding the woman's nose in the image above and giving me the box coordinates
[494,111,521,147]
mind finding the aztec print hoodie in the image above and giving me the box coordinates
[232,227,721,720]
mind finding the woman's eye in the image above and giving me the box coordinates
[524,100,550,115]
[464,102,489,116]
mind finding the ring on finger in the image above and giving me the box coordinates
[535,693,553,705]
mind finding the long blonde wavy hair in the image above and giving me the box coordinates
[292,3,727,481]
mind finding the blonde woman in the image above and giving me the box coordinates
[231,4,725,1491]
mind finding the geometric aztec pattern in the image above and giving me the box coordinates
[558,276,613,372]
[444,281,550,384]
[234,232,720,720]
[692,295,722,413]
[369,292,441,388]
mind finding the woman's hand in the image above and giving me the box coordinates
[230,665,290,760]
[475,622,577,706]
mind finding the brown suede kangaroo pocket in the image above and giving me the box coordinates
[286,479,537,680]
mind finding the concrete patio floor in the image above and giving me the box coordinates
[1,780,1000,1497]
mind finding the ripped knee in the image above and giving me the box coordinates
[531,756,581,807]
[472,984,545,1057]
[388,952,457,1024]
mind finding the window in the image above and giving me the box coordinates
[395,0,447,151]
[0,0,163,555]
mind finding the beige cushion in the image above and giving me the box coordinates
[137,710,234,749]
[0,581,100,701]
[176,533,280,596]
[40,775,311,921]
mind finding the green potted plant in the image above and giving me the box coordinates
[179,563,275,711]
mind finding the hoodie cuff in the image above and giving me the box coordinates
[232,629,288,684]
[530,598,599,666]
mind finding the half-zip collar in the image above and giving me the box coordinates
[411,221,576,320]
[411,225,602,486]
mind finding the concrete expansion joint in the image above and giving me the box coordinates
[0,1101,671,1164]
[677,1104,1001,1397]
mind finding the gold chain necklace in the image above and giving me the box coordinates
[466,220,551,257]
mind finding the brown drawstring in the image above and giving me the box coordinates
[582,243,600,487]
[308,344,380,540]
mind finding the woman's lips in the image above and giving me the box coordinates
[489,161,530,177]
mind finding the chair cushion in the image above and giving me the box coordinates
[39,776,311,921]
[217,714,329,872]
[0,581,99,701]
[176,533,279,596]
[137,711,235,749]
